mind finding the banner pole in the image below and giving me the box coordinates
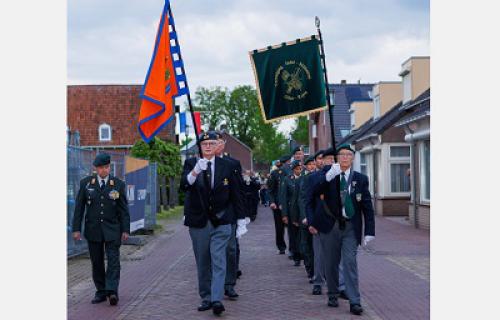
[168,5,202,157]
[315,17,337,154]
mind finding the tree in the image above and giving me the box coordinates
[291,116,309,145]
[193,86,229,130]
[130,137,182,178]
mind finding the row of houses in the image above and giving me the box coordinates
[307,56,430,229]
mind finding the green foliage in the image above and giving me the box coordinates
[291,116,309,144]
[130,137,182,177]
[193,86,229,130]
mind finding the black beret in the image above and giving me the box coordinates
[198,131,219,142]
[314,149,325,159]
[337,144,355,154]
[292,146,304,154]
[304,156,315,165]
[93,153,111,167]
[290,160,301,169]
[322,147,336,157]
[279,155,291,163]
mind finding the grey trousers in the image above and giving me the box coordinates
[313,234,345,290]
[189,221,232,303]
[225,224,237,290]
[319,221,360,304]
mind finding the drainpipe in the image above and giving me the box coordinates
[368,136,379,216]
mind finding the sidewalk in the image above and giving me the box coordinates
[68,206,429,319]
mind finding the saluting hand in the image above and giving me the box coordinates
[122,232,129,242]
[193,158,208,174]
[270,203,277,210]
[302,218,308,225]
[282,216,288,225]
[72,231,81,241]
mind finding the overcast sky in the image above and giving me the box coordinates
[68,0,429,132]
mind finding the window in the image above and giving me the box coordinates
[360,153,368,176]
[99,123,111,141]
[373,95,381,119]
[420,140,430,201]
[350,111,355,129]
[340,129,350,138]
[389,145,411,194]
[402,74,412,103]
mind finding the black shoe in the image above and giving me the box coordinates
[237,270,242,278]
[108,294,118,306]
[224,288,239,300]
[294,260,300,267]
[278,250,286,254]
[350,304,363,315]
[327,296,339,307]
[339,290,349,300]
[197,301,212,311]
[212,301,225,316]
[312,285,322,295]
[91,295,107,304]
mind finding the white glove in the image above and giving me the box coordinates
[326,163,341,182]
[244,217,251,224]
[236,219,248,238]
[363,235,375,246]
[193,158,208,174]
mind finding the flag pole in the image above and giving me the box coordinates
[167,5,202,157]
[315,16,337,154]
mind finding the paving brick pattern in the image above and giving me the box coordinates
[68,206,429,319]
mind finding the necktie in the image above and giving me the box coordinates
[100,179,106,190]
[206,161,212,190]
[341,172,355,218]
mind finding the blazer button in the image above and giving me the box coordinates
[101,203,104,207]
[101,196,104,199]
[100,219,103,222]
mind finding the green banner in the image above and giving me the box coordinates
[250,37,327,123]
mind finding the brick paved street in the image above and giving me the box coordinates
[68,206,429,320]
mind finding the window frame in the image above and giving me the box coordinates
[419,140,431,203]
[387,144,411,196]
[99,123,112,142]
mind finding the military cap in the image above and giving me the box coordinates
[304,156,315,165]
[279,155,291,163]
[322,147,336,157]
[337,144,355,154]
[290,160,301,169]
[292,145,304,154]
[93,153,111,167]
[198,131,219,142]
[314,149,325,160]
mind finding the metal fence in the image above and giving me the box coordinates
[67,147,157,257]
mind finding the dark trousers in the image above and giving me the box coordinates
[88,240,121,297]
[299,227,314,277]
[288,223,301,261]
[272,208,287,251]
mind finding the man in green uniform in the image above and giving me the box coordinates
[298,156,316,281]
[281,160,303,266]
[72,153,130,306]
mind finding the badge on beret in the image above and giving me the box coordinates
[356,193,362,202]
[110,179,114,186]
[204,133,209,139]
[109,190,120,200]
[223,178,229,186]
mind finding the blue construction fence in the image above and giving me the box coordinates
[67,147,157,257]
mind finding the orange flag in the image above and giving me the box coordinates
[138,1,189,142]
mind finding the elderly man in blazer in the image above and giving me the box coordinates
[306,144,375,316]
[180,131,245,316]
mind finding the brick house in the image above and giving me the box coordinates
[67,85,176,152]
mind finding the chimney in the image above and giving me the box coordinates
[341,80,346,85]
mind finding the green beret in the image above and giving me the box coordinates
[290,160,301,169]
[93,153,111,167]
[314,149,325,159]
[198,131,219,142]
[304,156,315,165]
[292,146,304,154]
[336,144,355,154]
[322,147,336,157]
[279,155,291,163]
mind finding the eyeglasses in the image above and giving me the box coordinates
[337,153,353,157]
[200,141,218,147]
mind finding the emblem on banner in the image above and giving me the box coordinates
[275,60,311,101]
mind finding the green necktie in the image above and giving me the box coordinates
[341,172,355,219]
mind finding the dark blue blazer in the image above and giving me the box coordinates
[306,167,375,245]
[180,157,244,228]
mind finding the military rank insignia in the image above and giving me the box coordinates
[110,179,115,186]
[356,193,362,202]
[352,181,357,187]
[91,178,96,184]
[223,178,229,186]
[109,190,120,200]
